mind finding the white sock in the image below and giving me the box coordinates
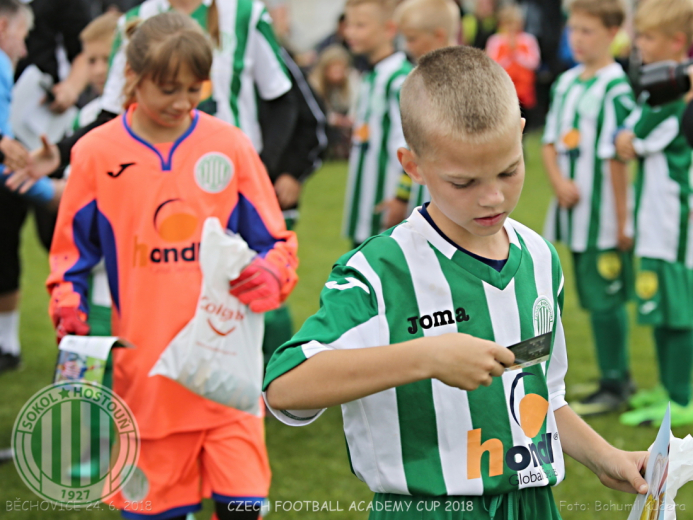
[0,310,20,356]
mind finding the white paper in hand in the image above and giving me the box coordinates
[149,217,264,415]
[628,404,671,520]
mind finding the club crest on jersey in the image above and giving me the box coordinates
[194,152,233,193]
[532,296,553,336]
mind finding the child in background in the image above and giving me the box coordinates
[342,0,412,247]
[73,11,121,131]
[264,46,649,520]
[48,12,297,519]
[0,0,54,374]
[486,4,540,116]
[309,44,358,159]
[542,0,636,416]
[379,0,459,229]
[615,0,693,428]
[462,0,496,49]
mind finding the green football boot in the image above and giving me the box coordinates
[628,385,667,409]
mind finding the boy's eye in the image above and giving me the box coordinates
[452,180,473,189]
[500,169,518,178]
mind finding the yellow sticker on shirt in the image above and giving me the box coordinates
[354,123,370,144]
[562,128,580,149]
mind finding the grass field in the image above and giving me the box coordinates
[1,131,692,519]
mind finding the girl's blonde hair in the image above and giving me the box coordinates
[309,45,352,100]
[123,11,213,109]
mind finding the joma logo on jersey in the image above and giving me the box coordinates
[467,371,556,479]
[406,307,470,334]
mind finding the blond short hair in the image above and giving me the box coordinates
[395,0,460,43]
[569,0,625,28]
[400,46,519,155]
[80,11,120,44]
[345,0,398,19]
[634,0,693,44]
[497,4,524,26]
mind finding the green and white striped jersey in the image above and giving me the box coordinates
[344,52,412,244]
[543,63,635,252]
[627,99,693,266]
[101,0,291,152]
[264,210,569,497]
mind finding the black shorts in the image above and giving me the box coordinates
[0,187,56,294]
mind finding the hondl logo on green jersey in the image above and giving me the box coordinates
[467,371,557,485]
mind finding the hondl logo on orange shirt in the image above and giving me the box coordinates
[467,371,556,484]
[133,199,200,266]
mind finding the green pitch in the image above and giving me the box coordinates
[0,132,691,519]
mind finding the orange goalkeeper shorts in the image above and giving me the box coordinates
[107,413,270,518]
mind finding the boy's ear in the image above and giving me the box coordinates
[398,147,426,185]
[384,18,397,41]
[608,26,620,41]
[0,17,9,35]
[434,28,447,46]
[672,31,688,54]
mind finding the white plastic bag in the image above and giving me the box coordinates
[664,434,693,520]
[149,217,264,415]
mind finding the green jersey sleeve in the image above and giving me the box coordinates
[263,253,380,424]
[597,80,635,160]
[628,101,683,157]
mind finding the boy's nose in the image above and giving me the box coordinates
[479,185,504,207]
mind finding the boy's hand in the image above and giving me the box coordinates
[275,173,302,210]
[5,136,60,193]
[615,130,637,161]
[617,231,633,251]
[554,178,580,208]
[376,198,408,229]
[429,333,514,391]
[0,136,29,172]
[594,448,649,495]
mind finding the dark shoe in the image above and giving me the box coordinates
[571,380,631,416]
[0,353,20,374]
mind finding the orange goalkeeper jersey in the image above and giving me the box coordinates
[48,106,298,438]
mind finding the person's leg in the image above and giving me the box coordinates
[214,501,261,520]
[590,305,629,383]
[0,291,21,358]
[572,251,633,415]
[660,327,693,407]
[0,188,29,372]
[262,305,293,365]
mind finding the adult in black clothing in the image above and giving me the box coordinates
[257,47,327,361]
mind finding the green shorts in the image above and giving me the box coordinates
[636,257,693,329]
[571,250,633,312]
[369,487,561,520]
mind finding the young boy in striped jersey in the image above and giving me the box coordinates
[264,47,648,519]
[615,0,693,427]
[542,0,636,416]
[342,0,413,246]
[379,0,460,230]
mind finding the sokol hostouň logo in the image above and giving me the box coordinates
[11,382,140,506]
